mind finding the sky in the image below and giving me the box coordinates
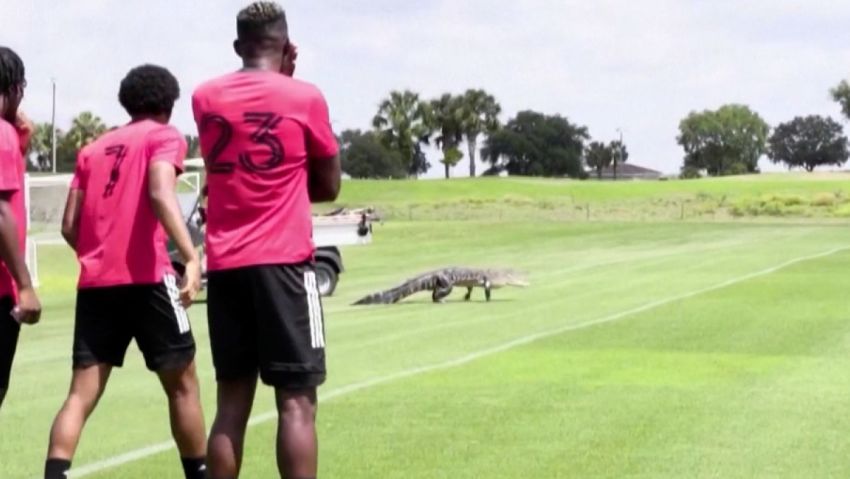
[4,0,850,178]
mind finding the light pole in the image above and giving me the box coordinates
[615,128,623,180]
[51,78,57,174]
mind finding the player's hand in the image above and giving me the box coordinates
[281,42,298,77]
[14,111,34,155]
[179,258,202,309]
[13,286,42,325]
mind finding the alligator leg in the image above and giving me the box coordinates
[432,274,453,303]
[432,285,453,303]
[464,287,473,301]
[484,280,492,302]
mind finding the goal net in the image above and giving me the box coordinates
[24,172,202,288]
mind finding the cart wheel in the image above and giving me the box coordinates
[315,261,338,297]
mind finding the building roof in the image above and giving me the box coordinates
[598,163,662,176]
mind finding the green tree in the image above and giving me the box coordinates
[26,122,54,171]
[339,129,407,179]
[57,112,107,171]
[428,93,465,179]
[677,104,769,176]
[64,112,107,151]
[585,141,613,179]
[459,89,501,177]
[609,139,629,179]
[483,110,589,178]
[768,115,849,172]
[372,90,432,177]
[830,80,850,120]
[185,135,201,159]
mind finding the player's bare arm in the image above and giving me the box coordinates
[0,192,40,324]
[148,162,201,307]
[308,154,341,203]
[60,188,83,252]
[13,110,33,155]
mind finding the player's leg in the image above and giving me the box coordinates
[0,295,20,409]
[207,376,258,478]
[44,364,112,478]
[254,263,327,478]
[45,287,130,479]
[275,387,319,478]
[135,277,206,479]
[205,268,261,479]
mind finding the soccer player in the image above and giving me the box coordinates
[44,65,207,479]
[192,2,340,477]
[0,46,42,410]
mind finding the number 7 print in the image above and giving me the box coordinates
[103,144,128,198]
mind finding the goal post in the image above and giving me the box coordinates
[24,171,201,288]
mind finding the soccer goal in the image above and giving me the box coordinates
[24,171,202,288]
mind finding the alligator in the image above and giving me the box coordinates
[352,267,529,305]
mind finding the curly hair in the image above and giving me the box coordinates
[118,64,180,117]
[237,1,287,41]
[0,47,25,96]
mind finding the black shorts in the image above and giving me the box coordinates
[207,262,326,389]
[0,295,20,390]
[73,275,196,372]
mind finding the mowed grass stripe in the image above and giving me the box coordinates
[69,245,846,478]
[12,226,781,368]
[4,222,846,478]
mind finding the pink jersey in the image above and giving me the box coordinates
[0,119,26,302]
[71,120,186,288]
[192,71,339,271]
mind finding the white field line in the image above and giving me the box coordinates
[17,234,760,368]
[65,245,848,478]
[331,250,735,354]
[324,231,804,326]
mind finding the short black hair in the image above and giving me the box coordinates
[0,47,25,96]
[237,1,287,46]
[118,64,180,117]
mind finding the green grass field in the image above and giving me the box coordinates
[4,175,850,478]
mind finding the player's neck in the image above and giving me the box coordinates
[0,97,13,123]
[240,57,282,73]
[130,114,169,125]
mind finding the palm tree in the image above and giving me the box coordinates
[459,89,501,177]
[27,123,54,171]
[609,139,629,180]
[585,141,613,179]
[372,90,432,177]
[65,112,107,151]
[428,93,465,179]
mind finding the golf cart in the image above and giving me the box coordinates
[170,160,374,297]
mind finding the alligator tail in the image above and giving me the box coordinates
[352,275,435,306]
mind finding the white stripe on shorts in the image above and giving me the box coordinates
[163,274,190,334]
[304,271,325,349]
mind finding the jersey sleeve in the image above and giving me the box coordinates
[304,88,339,160]
[191,89,204,128]
[147,126,188,174]
[0,148,19,194]
[70,149,88,190]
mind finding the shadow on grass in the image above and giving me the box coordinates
[348,298,517,308]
